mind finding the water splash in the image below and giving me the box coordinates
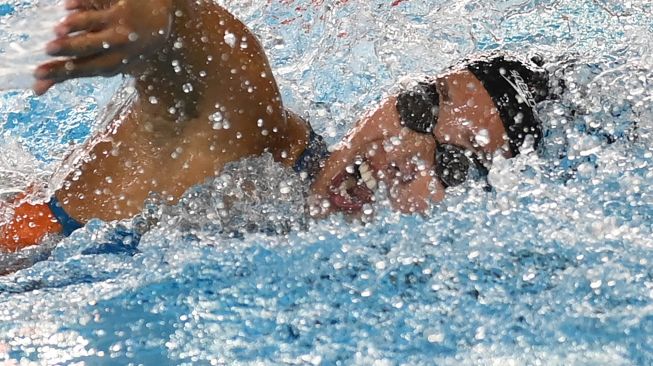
[0,0,66,90]
[143,153,308,241]
[0,0,652,365]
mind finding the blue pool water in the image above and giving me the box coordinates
[1,0,653,364]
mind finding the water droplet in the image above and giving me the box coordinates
[590,280,602,289]
[474,128,490,147]
[427,331,445,343]
[363,204,373,215]
[171,59,181,73]
[523,272,536,281]
[224,32,236,48]
[209,112,223,123]
[474,326,486,340]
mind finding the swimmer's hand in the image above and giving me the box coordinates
[33,0,173,95]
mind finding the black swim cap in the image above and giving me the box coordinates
[465,54,549,156]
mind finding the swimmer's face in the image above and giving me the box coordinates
[310,70,509,215]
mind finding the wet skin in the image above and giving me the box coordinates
[34,0,311,222]
[309,69,511,216]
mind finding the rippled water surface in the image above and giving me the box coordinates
[1,0,652,364]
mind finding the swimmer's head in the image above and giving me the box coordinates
[393,53,551,189]
[399,53,550,157]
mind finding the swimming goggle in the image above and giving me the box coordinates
[396,81,489,188]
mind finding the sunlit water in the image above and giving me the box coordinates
[1,0,652,364]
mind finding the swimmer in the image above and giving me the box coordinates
[0,0,552,252]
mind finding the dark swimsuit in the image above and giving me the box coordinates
[47,196,84,236]
[293,128,330,181]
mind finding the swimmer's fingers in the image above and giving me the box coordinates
[47,27,129,58]
[35,52,127,84]
[54,9,111,37]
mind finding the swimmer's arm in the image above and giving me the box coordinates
[33,0,278,108]
[34,0,286,144]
